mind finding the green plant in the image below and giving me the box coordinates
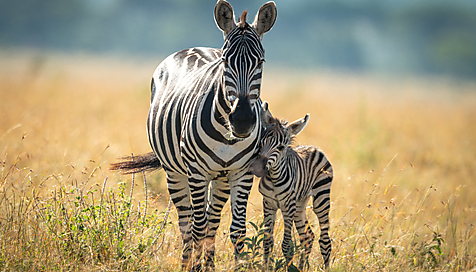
[410,230,445,269]
[0,150,172,271]
[234,220,299,272]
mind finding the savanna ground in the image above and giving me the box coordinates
[1,50,475,271]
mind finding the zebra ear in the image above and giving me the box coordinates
[214,0,236,35]
[261,101,274,127]
[251,1,277,38]
[288,114,309,137]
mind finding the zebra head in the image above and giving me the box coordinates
[250,102,309,177]
[214,0,277,138]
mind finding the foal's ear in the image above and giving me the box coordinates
[288,114,309,137]
[251,1,277,39]
[214,0,236,35]
[260,101,275,127]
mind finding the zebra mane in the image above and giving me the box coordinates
[279,118,288,127]
[280,118,300,146]
[266,116,287,131]
[238,10,248,29]
[266,117,297,146]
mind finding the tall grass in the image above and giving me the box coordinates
[1,50,475,271]
[0,141,176,271]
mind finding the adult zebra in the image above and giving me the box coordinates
[112,1,277,270]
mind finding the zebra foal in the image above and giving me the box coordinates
[112,1,277,270]
[250,102,333,270]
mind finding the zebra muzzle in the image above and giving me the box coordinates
[228,97,256,138]
[249,156,267,178]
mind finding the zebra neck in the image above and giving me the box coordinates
[269,148,300,179]
[214,78,232,117]
[201,79,240,145]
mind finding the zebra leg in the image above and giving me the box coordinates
[166,171,194,271]
[187,166,211,269]
[294,200,314,271]
[262,198,277,269]
[203,179,230,270]
[280,201,297,269]
[313,194,331,268]
[229,174,254,261]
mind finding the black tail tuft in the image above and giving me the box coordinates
[110,152,162,175]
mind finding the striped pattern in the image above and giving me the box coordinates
[146,1,276,270]
[253,108,333,270]
[222,26,265,105]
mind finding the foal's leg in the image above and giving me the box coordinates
[313,193,331,268]
[280,200,297,269]
[294,198,314,271]
[262,198,277,268]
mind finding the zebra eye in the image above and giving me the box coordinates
[277,145,285,151]
[227,90,237,102]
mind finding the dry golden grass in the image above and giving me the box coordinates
[1,50,475,271]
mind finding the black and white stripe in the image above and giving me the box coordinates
[250,102,333,270]
[145,1,276,270]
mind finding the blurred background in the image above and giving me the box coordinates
[1,0,476,77]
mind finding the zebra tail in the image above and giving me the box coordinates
[110,152,162,174]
